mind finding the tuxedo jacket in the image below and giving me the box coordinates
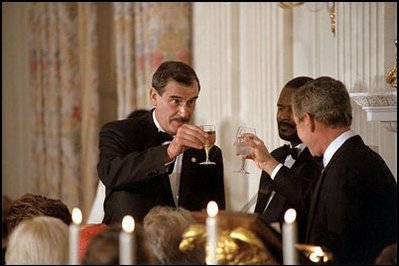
[274,135,397,264]
[254,145,322,242]
[97,110,225,224]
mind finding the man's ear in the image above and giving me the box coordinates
[303,112,316,132]
[150,87,158,106]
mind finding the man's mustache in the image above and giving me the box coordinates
[278,121,296,129]
[171,117,190,123]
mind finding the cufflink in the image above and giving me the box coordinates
[191,157,197,163]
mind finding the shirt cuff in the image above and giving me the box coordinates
[270,163,283,180]
[165,159,175,167]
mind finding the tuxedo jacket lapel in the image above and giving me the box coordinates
[305,168,325,242]
[177,149,202,204]
[305,143,346,242]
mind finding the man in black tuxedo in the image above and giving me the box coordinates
[253,76,322,243]
[246,77,397,264]
[97,61,225,224]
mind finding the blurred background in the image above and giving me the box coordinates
[3,2,397,221]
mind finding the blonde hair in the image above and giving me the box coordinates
[5,215,69,264]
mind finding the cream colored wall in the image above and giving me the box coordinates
[2,3,33,199]
[292,2,397,178]
[193,2,397,211]
[192,2,293,210]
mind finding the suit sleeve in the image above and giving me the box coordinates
[97,121,168,190]
[272,166,314,216]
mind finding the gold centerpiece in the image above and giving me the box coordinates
[179,224,273,265]
[386,40,397,89]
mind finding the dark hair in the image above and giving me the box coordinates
[151,61,200,95]
[6,193,72,233]
[284,76,314,89]
[2,196,12,239]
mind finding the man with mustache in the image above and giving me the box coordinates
[253,76,322,242]
[98,61,225,224]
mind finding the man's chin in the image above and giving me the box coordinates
[279,132,296,141]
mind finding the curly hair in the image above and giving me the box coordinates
[143,206,205,264]
[5,193,71,234]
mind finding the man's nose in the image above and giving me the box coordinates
[279,107,292,120]
[178,104,190,117]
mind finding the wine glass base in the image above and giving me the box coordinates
[235,170,250,175]
[199,161,216,165]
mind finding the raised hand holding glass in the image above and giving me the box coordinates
[234,126,256,174]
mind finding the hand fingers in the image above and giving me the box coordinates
[173,124,207,149]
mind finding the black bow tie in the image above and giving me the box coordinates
[283,144,299,160]
[157,131,173,144]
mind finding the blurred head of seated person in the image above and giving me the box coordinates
[2,195,12,264]
[83,223,159,265]
[143,205,205,264]
[6,193,71,234]
[79,223,108,262]
[375,243,397,265]
[2,196,12,238]
[5,215,69,264]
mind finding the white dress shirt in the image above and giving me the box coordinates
[153,111,182,206]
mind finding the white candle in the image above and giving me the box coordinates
[119,215,136,265]
[69,207,82,265]
[283,208,298,265]
[206,201,219,265]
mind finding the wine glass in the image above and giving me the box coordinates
[199,125,216,165]
[234,126,256,174]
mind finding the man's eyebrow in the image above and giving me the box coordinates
[169,95,183,99]
[169,95,199,101]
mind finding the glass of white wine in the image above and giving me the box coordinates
[199,124,216,165]
[234,126,256,174]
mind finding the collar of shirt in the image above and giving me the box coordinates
[293,142,306,157]
[283,142,305,161]
[323,130,356,168]
[152,110,166,133]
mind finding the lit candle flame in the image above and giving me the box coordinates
[309,246,325,263]
[284,208,296,224]
[207,201,218,217]
[72,208,82,225]
[122,215,135,233]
